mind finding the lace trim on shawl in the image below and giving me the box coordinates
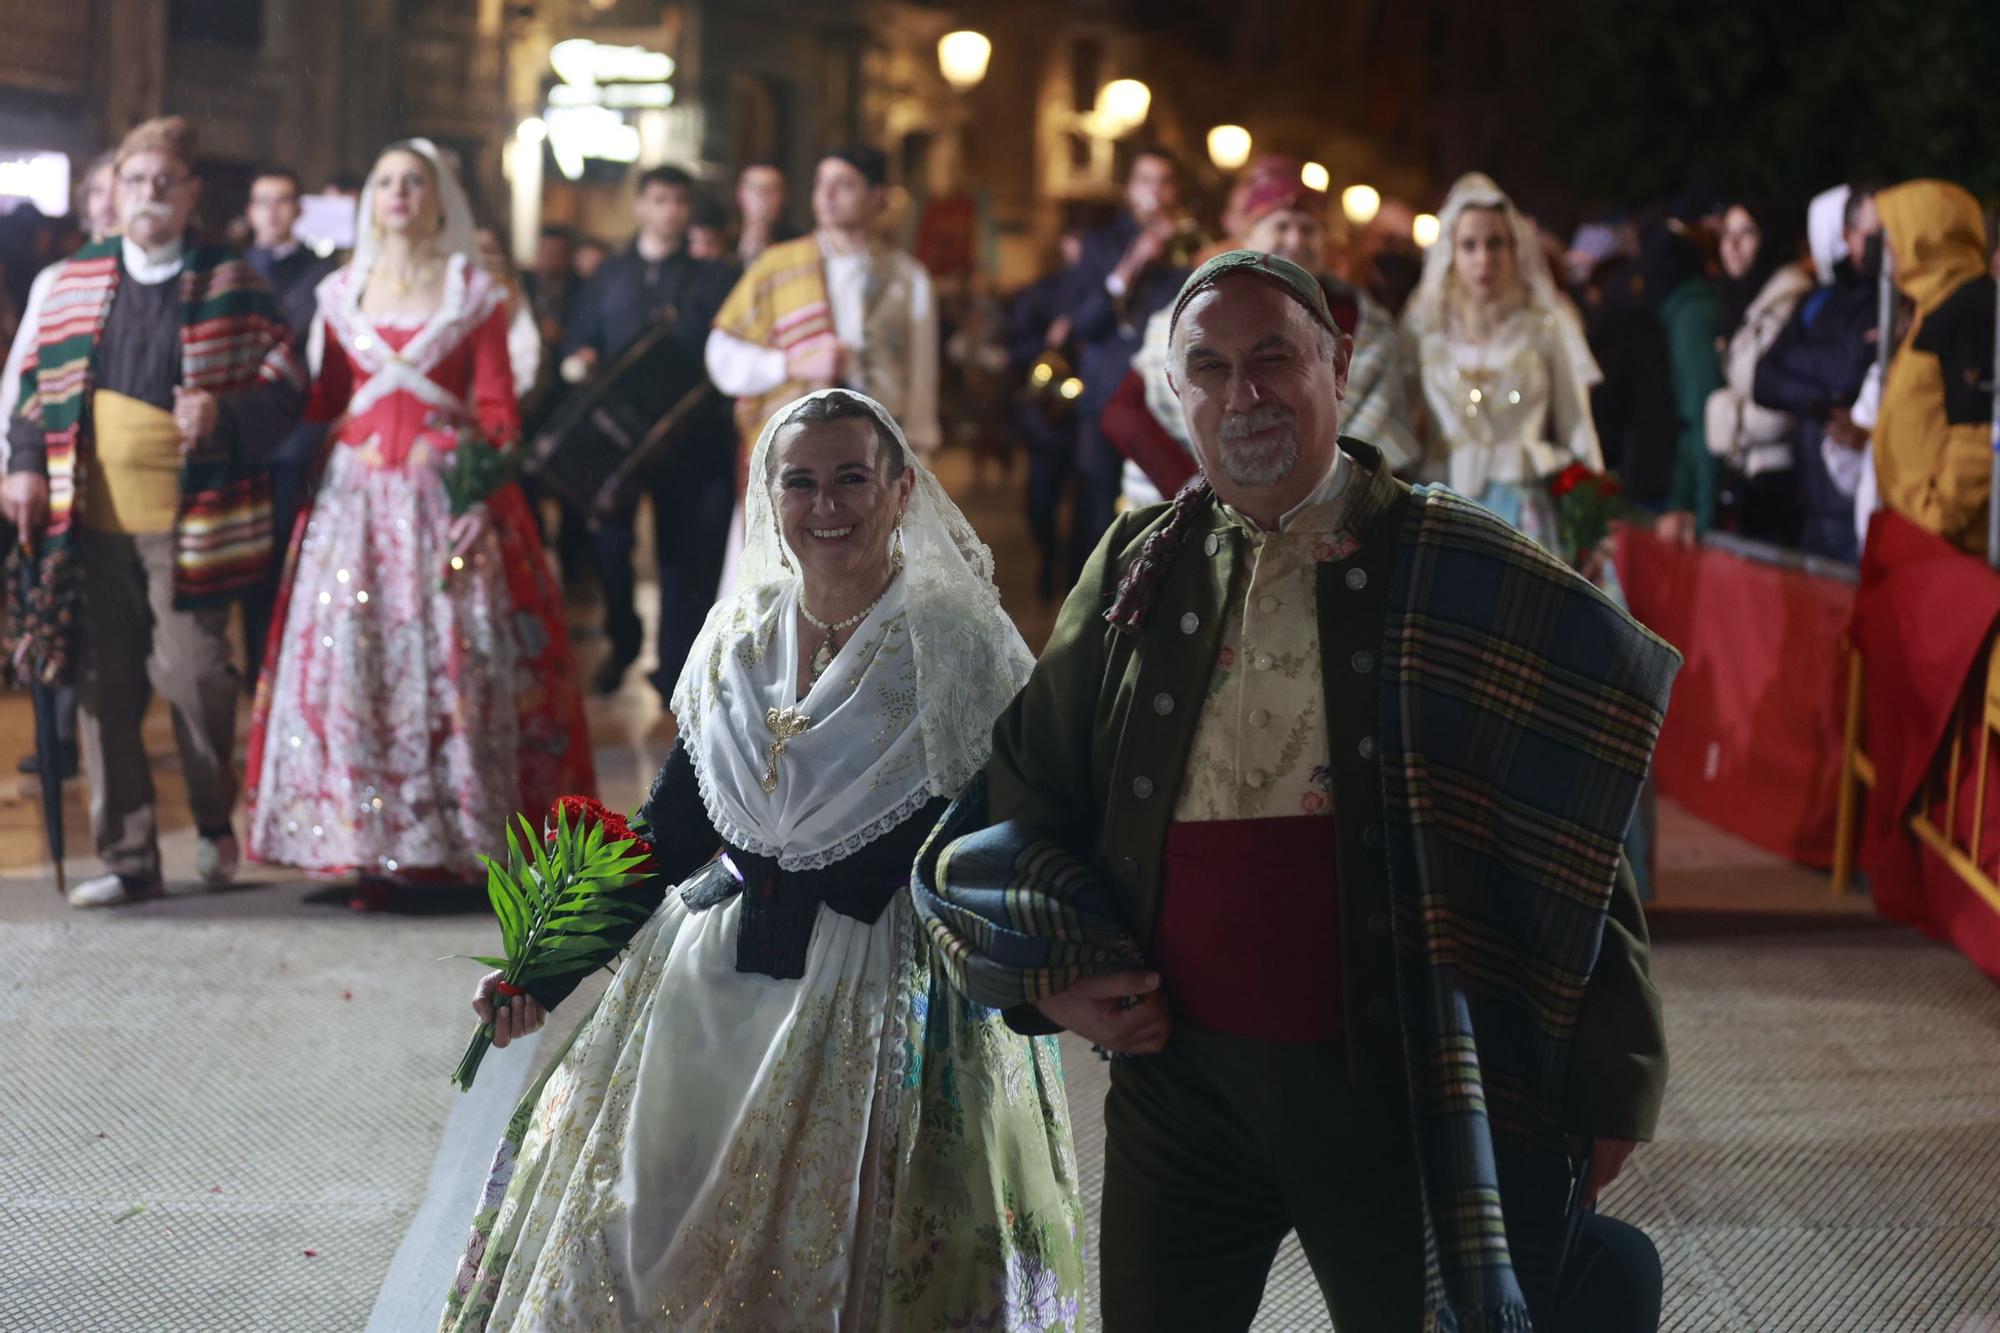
[678,715,946,873]
[680,387,1034,830]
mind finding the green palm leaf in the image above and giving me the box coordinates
[450,798,661,1091]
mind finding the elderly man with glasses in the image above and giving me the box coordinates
[2,116,305,908]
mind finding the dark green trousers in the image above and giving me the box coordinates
[1098,1023,1425,1332]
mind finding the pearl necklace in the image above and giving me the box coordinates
[799,576,894,684]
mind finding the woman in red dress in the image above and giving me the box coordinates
[246,139,593,907]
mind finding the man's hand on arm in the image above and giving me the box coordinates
[785,337,840,388]
[173,387,219,454]
[1569,1136,1640,1208]
[1112,225,1169,293]
[1034,971,1171,1055]
[1,472,48,540]
[559,346,599,385]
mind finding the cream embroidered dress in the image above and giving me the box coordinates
[1403,172,1605,549]
[440,391,1084,1331]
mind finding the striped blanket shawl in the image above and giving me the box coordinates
[711,234,836,440]
[915,482,1680,1331]
[10,237,302,683]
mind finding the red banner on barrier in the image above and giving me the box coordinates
[1614,526,1855,869]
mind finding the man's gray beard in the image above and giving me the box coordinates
[1218,432,1299,487]
[124,204,174,232]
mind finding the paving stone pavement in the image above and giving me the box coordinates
[0,878,488,1332]
[8,866,1999,1332]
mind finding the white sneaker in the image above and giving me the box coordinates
[67,873,163,908]
[196,834,240,888]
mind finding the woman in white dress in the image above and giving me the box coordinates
[1402,171,1605,547]
[440,389,1085,1331]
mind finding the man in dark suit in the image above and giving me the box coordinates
[1062,147,1194,579]
[560,165,736,700]
[242,166,338,686]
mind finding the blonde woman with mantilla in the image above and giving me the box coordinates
[1403,172,1605,548]
[439,389,1085,1331]
[243,139,592,909]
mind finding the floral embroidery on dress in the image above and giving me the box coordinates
[245,295,592,880]
[1312,533,1360,564]
[438,894,1085,1332]
[1172,490,1365,823]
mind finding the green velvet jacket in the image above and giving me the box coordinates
[986,440,1668,1142]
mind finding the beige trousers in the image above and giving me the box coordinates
[77,528,239,880]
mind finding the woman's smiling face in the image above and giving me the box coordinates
[769,414,912,594]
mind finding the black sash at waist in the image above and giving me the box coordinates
[679,796,950,980]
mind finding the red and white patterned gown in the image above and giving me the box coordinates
[245,255,594,881]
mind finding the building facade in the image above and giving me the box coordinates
[0,0,514,230]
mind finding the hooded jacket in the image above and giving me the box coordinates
[1872,180,1994,557]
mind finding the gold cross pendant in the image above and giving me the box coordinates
[762,706,813,794]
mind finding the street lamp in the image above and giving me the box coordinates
[1207,125,1252,171]
[937,30,992,93]
[1094,79,1152,136]
[1341,184,1381,226]
[1301,161,1330,192]
[1413,212,1442,248]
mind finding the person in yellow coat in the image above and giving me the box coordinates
[1871,180,1994,558]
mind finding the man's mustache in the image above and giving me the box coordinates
[124,202,174,226]
[1221,405,1294,440]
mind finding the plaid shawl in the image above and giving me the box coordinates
[918,481,1679,1331]
[912,772,1144,1008]
[1385,486,1678,1330]
[9,237,302,684]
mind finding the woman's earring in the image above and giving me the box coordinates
[892,517,906,570]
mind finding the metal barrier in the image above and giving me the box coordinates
[1833,638,2000,915]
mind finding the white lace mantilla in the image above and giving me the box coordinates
[672,388,1034,872]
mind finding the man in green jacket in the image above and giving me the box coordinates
[920,251,1677,1330]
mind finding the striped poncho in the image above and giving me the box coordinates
[916,480,1681,1331]
[9,236,304,684]
[710,234,836,443]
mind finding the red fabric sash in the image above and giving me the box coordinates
[1155,815,1342,1041]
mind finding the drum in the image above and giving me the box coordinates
[527,323,715,521]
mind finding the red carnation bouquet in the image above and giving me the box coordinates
[448,795,656,1091]
[1548,463,1632,572]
